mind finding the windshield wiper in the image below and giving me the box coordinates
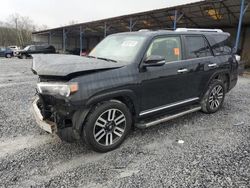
[96,57,117,63]
[86,55,96,59]
[86,55,117,63]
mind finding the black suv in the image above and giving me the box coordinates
[17,45,56,59]
[32,29,238,152]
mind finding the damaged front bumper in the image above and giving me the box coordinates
[32,97,57,134]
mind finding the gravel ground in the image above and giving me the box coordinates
[0,58,249,188]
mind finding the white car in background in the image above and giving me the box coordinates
[8,46,20,56]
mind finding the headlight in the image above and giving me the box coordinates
[37,82,78,97]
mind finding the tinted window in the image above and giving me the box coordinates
[185,36,212,59]
[29,46,36,51]
[207,34,232,55]
[46,45,55,50]
[36,45,45,50]
[146,36,182,62]
[24,46,30,50]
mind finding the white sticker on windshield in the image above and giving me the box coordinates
[121,41,138,47]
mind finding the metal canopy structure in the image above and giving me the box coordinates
[32,0,250,53]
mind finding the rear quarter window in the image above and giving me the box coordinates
[206,34,232,55]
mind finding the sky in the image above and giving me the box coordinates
[0,0,200,29]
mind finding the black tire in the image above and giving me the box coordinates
[21,54,27,59]
[5,54,11,58]
[218,74,229,92]
[201,80,225,113]
[82,101,132,152]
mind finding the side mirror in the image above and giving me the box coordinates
[235,55,241,62]
[143,55,165,67]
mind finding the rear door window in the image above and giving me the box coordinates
[36,46,44,50]
[146,36,182,62]
[185,36,212,59]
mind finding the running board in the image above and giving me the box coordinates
[135,106,201,129]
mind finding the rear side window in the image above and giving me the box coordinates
[146,36,182,62]
[185,36,212,59]
[207,34,232,55]
[36,45,44,50]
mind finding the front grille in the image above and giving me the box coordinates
[37,94,73,129]
[43,95,57,106]
[37,95,53,120]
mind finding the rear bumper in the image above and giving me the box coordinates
[32,98,57,134]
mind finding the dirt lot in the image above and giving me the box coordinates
[0,58,249,188]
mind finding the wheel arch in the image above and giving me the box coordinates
[86,89,139,116]
[71,89,139,139]
[202,71,230,97]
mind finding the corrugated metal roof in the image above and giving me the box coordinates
[33,0,250,37]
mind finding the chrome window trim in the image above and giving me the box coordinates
[181,56,214,62]
[139,97,199,116]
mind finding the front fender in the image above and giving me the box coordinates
[86,89,139,115]
[71,89,139,138]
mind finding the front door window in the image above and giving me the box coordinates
[146,36,182,62]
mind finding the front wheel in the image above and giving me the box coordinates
[21,54,27,59]
[82,101,132,152]
[201,80,225,113]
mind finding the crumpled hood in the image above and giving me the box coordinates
[32,54,126,77]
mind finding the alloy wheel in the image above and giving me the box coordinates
[93,108,126,146]
[208,85,224,110]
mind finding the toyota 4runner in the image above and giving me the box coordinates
[32,28,238,152]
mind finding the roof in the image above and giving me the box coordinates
[111,29,230,37]
[33,0,250,38]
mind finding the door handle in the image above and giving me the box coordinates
[177,68,188,73]
[208,63,217,68]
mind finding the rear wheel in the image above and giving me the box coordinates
[201,80,225,113]
[5,54,11,58]
[82,101,132,152]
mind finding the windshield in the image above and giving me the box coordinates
[89,35,146,63]
[24,46,30,50]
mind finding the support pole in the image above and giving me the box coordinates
[80,26,84,56]
[104,22,112,37]
[235,0,246,52]
[104,22,107,38]
[63,28,67,53]
[129,18,137,32]
[48,32,51,45]
[173,10,178,30]
[129,18,133,32]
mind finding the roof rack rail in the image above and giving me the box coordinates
[175,28,223,33]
